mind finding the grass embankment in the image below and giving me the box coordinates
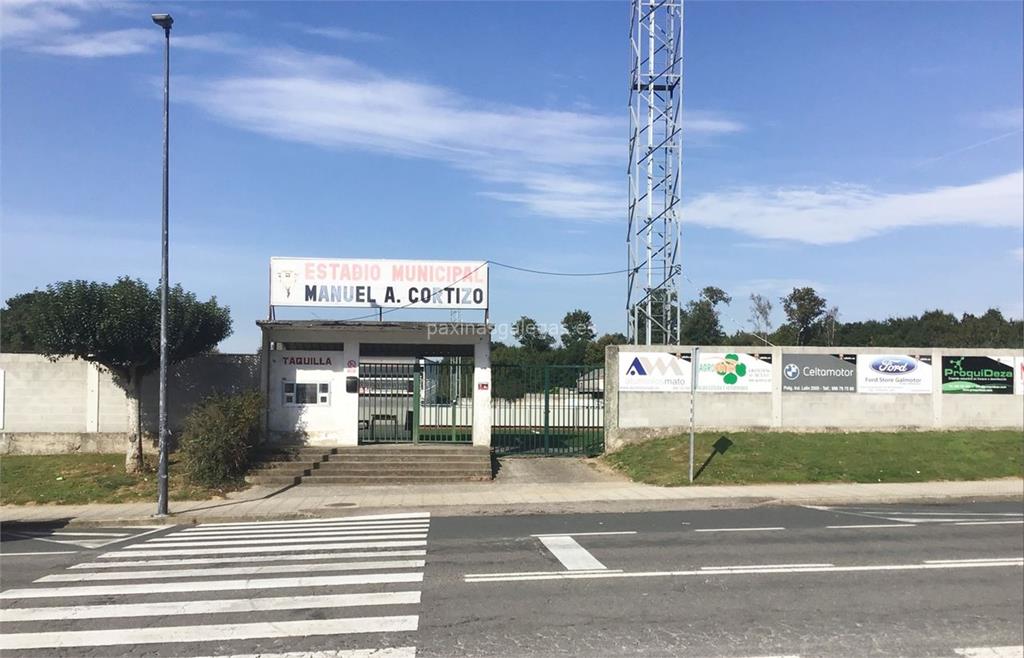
[604,431,1024,487]
[0,453,242,505]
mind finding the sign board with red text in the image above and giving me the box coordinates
[270,257,488,310]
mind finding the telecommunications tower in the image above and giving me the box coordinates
[627,0,683,344]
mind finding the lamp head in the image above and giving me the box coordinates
[151,13,173,29]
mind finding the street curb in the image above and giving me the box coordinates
[4,491,1020,527]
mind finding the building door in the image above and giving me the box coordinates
[357,359,476,445]
[357,361,416,444]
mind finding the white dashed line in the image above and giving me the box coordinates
[694,527,786,533]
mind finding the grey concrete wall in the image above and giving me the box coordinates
[0,354,89,433]
[0,353,259,454]
[605,345,1024,452]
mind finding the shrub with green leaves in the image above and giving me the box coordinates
[178,390,263,486]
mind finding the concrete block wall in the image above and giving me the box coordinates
[605,345,1024,452]
[0,354,89,433]
[0,353,259,454]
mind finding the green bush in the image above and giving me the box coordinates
[178,390,263,486]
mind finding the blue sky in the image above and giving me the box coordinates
[2,0,1022,353]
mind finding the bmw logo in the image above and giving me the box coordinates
[783,363,800,380]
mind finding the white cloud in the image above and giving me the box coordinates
[29,27,151,57]
[975,107,1024,131]
[297,25,385,43]
[1,1,239,57]
[0,0,83,42]
[177,49,743,223]
[684,170,1024,244]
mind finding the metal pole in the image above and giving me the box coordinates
[689,346,699,483]
[156,17,172,517]
[412,364,421,445]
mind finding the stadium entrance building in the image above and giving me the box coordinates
[258,258,492,447]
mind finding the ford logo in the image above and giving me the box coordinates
[870,357,916,374]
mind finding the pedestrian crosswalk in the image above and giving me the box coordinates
[0,512,430,657]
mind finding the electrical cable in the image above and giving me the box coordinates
[487,261,629,277]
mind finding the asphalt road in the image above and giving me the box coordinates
[0,501,1021,657]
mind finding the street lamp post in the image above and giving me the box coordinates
[152,12,173,517]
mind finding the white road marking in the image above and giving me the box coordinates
[954,647,1024,657]
[700,563,833,570]
[0,590,422,622]
[925,557,1023,564]
[173,524,430,538]
[0,615,420,650]
[100,539,427,557]
[886,517,988,523]
[954,520,1024,526]
[134,533,428,548]
[0,551,78,556]
[4,526,168,549]
[694,527,786,533]
[871,511,1022,517]
[180,520,431,533]
[826,524,914,529]
[808,506,1023,526]
[17,531,131,537]
[192,512,430,528]
[463,569,621,578]
[71,549,427,569]
[185,648,418,658]
[1,512,430,657]
[464,559,1024,583]
[536,535,607,570]
[38,559,426,582]
[1,571,424,599]
[4,533,110,549]
[530,531,637,538]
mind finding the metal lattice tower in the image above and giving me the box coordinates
[627,0,683,345]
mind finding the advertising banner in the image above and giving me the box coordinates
[782,354,857,393]
[618,352,692,392]
[856,354,932,394]
[697,353,773,393]
[1017,357,1024,396]
[270,257,488,309]
[941,356,1015,395]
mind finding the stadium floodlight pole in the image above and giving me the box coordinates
[152,12,173,517]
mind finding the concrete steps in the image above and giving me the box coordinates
[248,444,494,486]
[300,474,491,485]
[246,444,493,486]
[245,447,337,486]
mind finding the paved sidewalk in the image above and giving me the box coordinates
[2,477,1020,526]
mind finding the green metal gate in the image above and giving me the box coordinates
[358,360,473,445]
[491,364,604,456]
[420,360,473,444]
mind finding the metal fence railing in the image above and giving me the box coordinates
[358,361,473,445]
[491,364,604,456]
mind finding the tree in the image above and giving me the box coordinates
[633,289,683,344]
[513,315,555,352]
[584,332,628,366]
[560,309,596,347]
[781,287,827,346]
[748,293,773,340]
[0,291,48,353]
[823,305,840,346]
[27,277,232,473]
[680,286,731,345]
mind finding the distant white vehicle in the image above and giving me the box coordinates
[576,368,604,397]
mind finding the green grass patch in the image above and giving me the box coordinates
[0,453,244,505]
[603,431,1024,487]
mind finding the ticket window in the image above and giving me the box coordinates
[283,382,331,406]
